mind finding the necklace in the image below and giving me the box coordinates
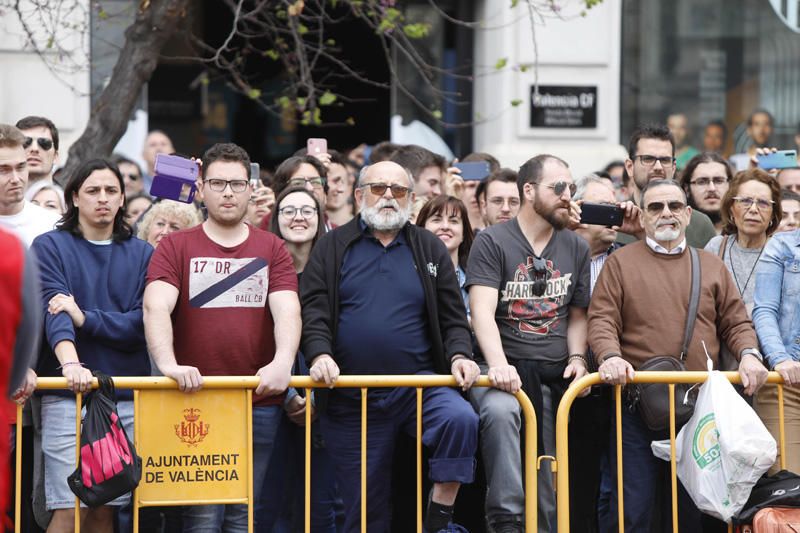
[728,237,764,296]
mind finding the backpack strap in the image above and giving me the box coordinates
[717,235,729,261]
[681,247,702,362]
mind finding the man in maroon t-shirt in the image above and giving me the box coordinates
[144,142,301,532]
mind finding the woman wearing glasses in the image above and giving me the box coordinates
[680,152,733,234]
[264,186,339,531]
[704,169,782,317]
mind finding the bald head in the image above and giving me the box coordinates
[358,161,415,189]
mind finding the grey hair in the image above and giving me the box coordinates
[573,174,614,202]
[357,163,415,189]
[640,178,687,205]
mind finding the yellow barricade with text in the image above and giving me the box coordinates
[555,371,788,533]
[16,375,539,533]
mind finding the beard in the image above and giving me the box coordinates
[361,198,412,231]
[693,204,721,225]
[533,195,570,230]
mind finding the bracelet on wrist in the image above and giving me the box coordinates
[568,354,588,365]
[58,361,84,369]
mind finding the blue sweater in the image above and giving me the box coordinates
[31,230,153,399]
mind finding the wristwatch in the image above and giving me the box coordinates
[740,348,764,363]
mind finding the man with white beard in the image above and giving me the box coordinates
[300,160,481,532]
[588,178,766,531]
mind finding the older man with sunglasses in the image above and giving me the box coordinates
[588,178,766,531]
[301,160,480,533]
[467,154,592,533]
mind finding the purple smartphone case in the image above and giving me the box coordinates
[149,154,199,203]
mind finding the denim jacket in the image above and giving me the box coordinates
[753,230,800,368]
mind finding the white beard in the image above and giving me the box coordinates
[361,198,412,231]
[654,227,680,241]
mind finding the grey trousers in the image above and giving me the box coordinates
[469,379,557,533]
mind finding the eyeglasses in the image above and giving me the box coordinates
[23,137,54,151]
[645,201,686,215]
[278,205,318,219]
[488,197,521,208]
[361,182,412,199]
[540,181,577,197]
[635,155,675,167]
[204,178,249,193]
[288,176,326,189]
[530,257,550,297]
[690,176,728,187]
[733,196,774,211]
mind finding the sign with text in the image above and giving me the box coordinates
[530,86,597,129]
[136,389,249,504]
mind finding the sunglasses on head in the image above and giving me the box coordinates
[23,137,54,151]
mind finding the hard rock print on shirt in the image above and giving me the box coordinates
[188,257,269,308]
[501,256,571,336]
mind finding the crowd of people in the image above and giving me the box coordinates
[1,110,800,533]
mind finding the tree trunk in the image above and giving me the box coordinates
[59,0,189,183]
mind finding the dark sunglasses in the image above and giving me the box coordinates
[531,257,550,297]
[361,182,412,199]
[541,181,577,197]
[23,137,54,151]
[645,201,686,215]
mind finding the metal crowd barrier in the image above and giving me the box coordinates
[555,371,788,533]
[14,375,539,533]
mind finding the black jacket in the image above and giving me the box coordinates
[300,216,473,375]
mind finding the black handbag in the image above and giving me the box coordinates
[629,246,701,432]
[67,372,142,507]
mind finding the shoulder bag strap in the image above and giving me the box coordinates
[718,235,729,261]
[680,246,702,362]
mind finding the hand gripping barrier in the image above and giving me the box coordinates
[14,375,539,533]
[555,371,789,533]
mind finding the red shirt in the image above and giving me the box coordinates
[147,225,298,406]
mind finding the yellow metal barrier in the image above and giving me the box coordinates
[14,375,539,533]
[555,371,787,533]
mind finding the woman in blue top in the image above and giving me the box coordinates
[416,196,475,322]
[753,228,800,474]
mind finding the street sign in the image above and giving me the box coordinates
[530,85,598,129]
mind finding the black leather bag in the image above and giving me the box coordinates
[630,247,701,432]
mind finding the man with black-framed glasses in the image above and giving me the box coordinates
[467,154,591,532]
[144,142,301,532]
[618,123,717,248]
[300,160,480,532]
[16,116,63,201]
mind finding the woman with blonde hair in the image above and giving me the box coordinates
[136,199,202,247]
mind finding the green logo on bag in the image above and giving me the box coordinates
[692,413,720,469]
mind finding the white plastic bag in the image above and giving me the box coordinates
[651,364,776,522]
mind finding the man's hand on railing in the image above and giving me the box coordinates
[255,360,292,396]
[451,357,480,392]
[310,354,340,388]
[563,359,591,397]
[12,368,37,405]
[738,354,769,395]
[598,357,635,386]
[487,364,522,394]
[162,363,204,392]
[62,363,93,393]
[774,360,800,387]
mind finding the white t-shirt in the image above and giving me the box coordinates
[0,201,60,247]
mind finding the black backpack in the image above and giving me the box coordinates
[733,470,800,524]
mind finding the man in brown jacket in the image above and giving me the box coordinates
[588,178,768,531]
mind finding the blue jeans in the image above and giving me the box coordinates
[321,385,478,533]
[601,406,702,533]
[182,405,282,533]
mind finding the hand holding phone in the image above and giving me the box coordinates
[453,161,491,181]
[579,202,624,227]
[307,138,328,156]
[757,150,797,170]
